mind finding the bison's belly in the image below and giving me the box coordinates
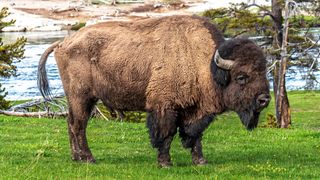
[92,65,150,111]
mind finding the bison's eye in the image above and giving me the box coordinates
[236,74,249,85]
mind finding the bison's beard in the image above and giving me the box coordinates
[237,109,260,130]
[234,96,268,130]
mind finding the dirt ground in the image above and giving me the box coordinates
[1,0,269,31]
[1,0,271,22]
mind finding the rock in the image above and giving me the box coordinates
[31,25,62,31]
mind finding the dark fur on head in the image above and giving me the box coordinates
[211,61,230,87]
[211,38,266,88]
[218,38,267,71]
[217,38,269,129]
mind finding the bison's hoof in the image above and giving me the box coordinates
[158,161,173,168]
[193,158,208,166]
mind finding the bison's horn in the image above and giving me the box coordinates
[214,50,235,70]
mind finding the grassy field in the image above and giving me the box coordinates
[0,91,320,179]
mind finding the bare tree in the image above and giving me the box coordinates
[271,0,291,128]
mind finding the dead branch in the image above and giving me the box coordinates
[94,106,109,121]
[9,99,46,111]
[9,95,65,111]
[243,3,272,14]
[232,30,248,38]
[241,2,277,21]
[52,6,83,13]
[0,110,68,118]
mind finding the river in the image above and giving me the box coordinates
[0,31,67,100]
[0,31,319,100]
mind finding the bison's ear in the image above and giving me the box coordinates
[211,60,231,87]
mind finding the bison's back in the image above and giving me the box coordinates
[54,15,224,111]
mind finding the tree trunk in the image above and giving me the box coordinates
[272,0,291,128]
[271,0,282,96]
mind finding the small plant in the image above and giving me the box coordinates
[263,113,278,128]
[0,7,15,32]
[0,84,9,109]
[123,111,146,123]
[95,103,146,122]
[70,22,86,31]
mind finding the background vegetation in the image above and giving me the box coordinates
[0,7,26,109]
[0,91,320,179]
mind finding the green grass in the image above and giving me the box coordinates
[1,91,320,179]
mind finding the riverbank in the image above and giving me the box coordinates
[0,0,270,32]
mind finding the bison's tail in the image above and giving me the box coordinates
[37,40,61,101]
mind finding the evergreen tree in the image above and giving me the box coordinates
[0,7,26,109]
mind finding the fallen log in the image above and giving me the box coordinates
[9,99,46,111]
[0,110,68,118]
[3,96,120,119]
[9,95,65,111]
[52,6,83,13]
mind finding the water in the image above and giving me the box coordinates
[0,31,68,100]
[0,30,319,100]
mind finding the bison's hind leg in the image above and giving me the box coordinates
[67,95,98,163]
[178,114,214,165]
[147,109,178,167]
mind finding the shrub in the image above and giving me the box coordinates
[0,7,26,109]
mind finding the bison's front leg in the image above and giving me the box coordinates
[147,110,177,167]
[190,137,207,165]
[179,114,214,165]
[67,96,97,163]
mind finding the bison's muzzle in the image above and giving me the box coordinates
[256,93,271,110]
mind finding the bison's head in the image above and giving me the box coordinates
[212,38,270,130]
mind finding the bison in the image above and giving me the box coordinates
[38,15,270,167]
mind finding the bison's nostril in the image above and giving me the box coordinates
[258,99,268,106]
[256,94,271,108]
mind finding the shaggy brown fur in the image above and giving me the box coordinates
[38,15,270,167]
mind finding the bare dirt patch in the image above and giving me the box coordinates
[14,8,93,20]
[130,2,189,13]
